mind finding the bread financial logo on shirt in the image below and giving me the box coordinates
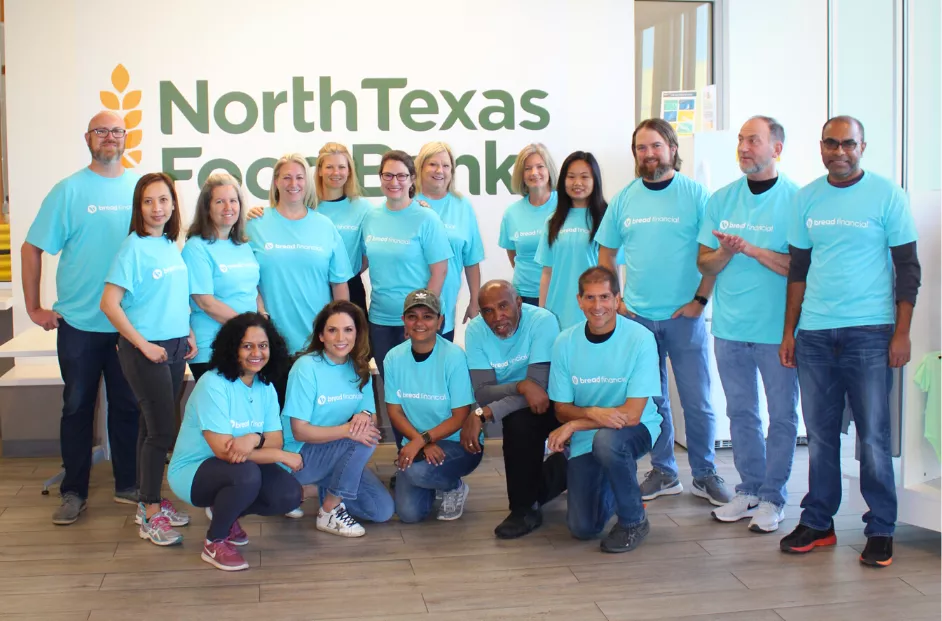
[806,217,869,229]
[365,234,411,246]
[87,204,131,215]
[491,353,529,369]
[318,392,360,406]
[265,243,325,252]
[218,262,253,274]
[512,230,541,241]
[571,374,627,385]
[99,64,143,169]
[624,216,680,228]
[152,264,185,280]
[395,388,447,401]
[719,220,773,232]
[230,418,263,430]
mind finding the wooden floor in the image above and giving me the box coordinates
[0,445,939,621]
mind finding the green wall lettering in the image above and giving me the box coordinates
[520,90,551,130]
[399,89,439,132]
[479,90,515,131]
[361,78,408,131]
[213,91,258,135]
[440,90,476,130]
[319,76,357,131]
[160,81,209,134]
[262,91,288,132]
[161,147,203,180]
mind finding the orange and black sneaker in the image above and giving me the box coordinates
[859,536,893,567]
[779,523,837,553]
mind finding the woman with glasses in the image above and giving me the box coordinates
[360,150,452,389]
[414,142,485,342]
[183,172,262,383]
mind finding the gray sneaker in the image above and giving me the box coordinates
[113,487,139,505]
[437,481,470,521]
[639,469,683,501]
[692,473,733,506]
[601,518,651,553]
[52,492,87,525]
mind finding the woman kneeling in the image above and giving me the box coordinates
[168,313,302,571]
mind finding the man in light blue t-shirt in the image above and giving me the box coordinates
[461,280,567,539]
[22,111,140,525]
[778,116,921,569]
[697,116,800,535]
[547,267,661,553]
[597,118,730,507]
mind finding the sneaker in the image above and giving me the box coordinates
[205,506,213,520]
[228,519,249,546]
[201,539,249,571]
[437,481,470,521]
[285,507,304,519]
[639,469,683,501]
[780,523,837,553]
[711,493,759,523]
[859,536,893,567]
[749,501,786,533]
[600,518,651,553]
[135,499,189,527]
[494,508,543,540]
[113,487,139,505]
[316,503,366,537]
[692,474,733,506]
[52,492,87,525]
[138,507,183,546]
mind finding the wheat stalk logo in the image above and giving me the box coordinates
[99,64,142,169]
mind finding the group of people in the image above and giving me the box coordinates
[21,107,920,572]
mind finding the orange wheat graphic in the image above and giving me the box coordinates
[100,64,142,169]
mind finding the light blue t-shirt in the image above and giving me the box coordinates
[465,304,560,384]
[105,234,190,341]
[789,172,918,330]
[698,176,798,344]
[316,197,374,274]
[598,174,711,320]
[417,193,486,335]
[360,201,453,326]
[25,168,139,332]
[246,209,353,354]
[384,336,475,445]
[498,192,558,298]
[281,353,376,454]
[182,237,260,363]
[549,315,662,459]
[167,371,281,504]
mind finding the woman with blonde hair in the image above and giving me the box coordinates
[499,144,559,306]
[183,171,262,382]
[246,153,352,402]
[414,142,484,341]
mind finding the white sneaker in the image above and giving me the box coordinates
[437,481,470,521]
[205,506,213,520]
[748,501,785,533]
[711,493,759,523]
[285,507,304,519]
[316,503,365,537]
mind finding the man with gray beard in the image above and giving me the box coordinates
[22,111,142,525]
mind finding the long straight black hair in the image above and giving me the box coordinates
[546,151,607,246]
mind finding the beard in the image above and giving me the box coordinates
[637,158,673,181]
[739,153,773,175]
[89,142,124,165]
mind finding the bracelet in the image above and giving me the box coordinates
[693,295,708,306]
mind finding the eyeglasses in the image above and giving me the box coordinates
[380,172,411,182]
[89,128,127,138]
[822,138,858,151]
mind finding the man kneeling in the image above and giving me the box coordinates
[547,267,662,553]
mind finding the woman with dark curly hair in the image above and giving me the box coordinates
[281,300,394,537]
[168,312,303,571]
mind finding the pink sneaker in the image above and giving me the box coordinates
[228,519,249,546]
[201,539,249,571]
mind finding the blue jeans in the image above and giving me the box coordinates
[714,337,799,507]
[567,425,652,539]
[57,320,139,499]
[628,314,716,478]
[294,440,394,523]
[796,325,896,537]
[395,440,483,523]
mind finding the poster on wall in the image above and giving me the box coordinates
[660,90,697,136]
[700,85,717,131]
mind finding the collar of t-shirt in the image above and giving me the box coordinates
[641,176,674,191]
[411,347,434,362]
[747,176,779,195]
[584,323,616,344]
[323,195,348,203]
[827,171,865,189]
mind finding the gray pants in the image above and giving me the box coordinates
[117,336,187,505]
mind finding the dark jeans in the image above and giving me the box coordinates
[521,296,540,307]
[395,439,483,523]
[796,325,897,536]
[117,336,187,505]
[369,322,409,447]
[501,406,567,513]
[348,273,368,318]
[188,362,210,384]
[272,356,298,411]
[440,330,455,343]
[190,458,302,541]
[57,320,139,499]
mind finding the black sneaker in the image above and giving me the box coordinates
[859,536,893,567]
[600,518,650,553]
[494,508,543,540]
[779,523,837,553]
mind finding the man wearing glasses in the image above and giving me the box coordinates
[22,111,142,525]
[778,115,921,568]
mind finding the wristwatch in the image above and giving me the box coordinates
[255,433,265,449]
[420,431,432,446]
[474,406,488,424]
[693,295,709,306]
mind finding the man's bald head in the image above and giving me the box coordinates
[478,279,518,306]
[87,110,124,132]
[478,280,522,339]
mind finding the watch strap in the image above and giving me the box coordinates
[694,295,708,306]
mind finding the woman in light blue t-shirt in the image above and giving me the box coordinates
[101,172,197,547]
[282,300,394,537]
[499,143,559,306]
[182,172,261,382]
